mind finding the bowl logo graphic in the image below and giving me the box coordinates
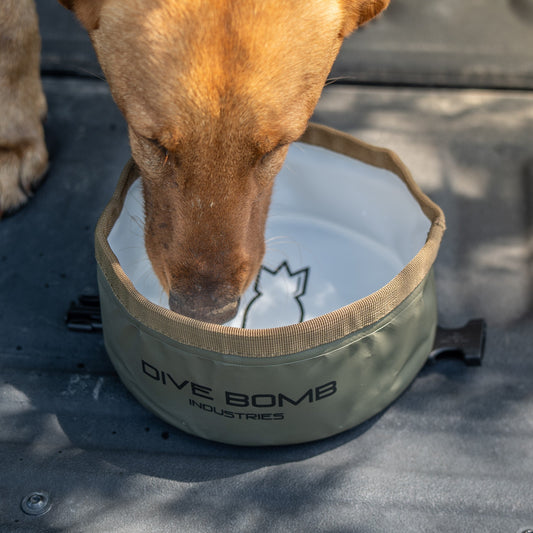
[242,262,310,329]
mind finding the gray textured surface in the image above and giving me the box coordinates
[336,0,533,88]
[2,1,533,531]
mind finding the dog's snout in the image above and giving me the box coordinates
[169,288,240,324]
[164,248,259,324]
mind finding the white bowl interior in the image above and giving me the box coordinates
[108,143,430,329]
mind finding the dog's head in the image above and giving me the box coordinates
[60,0,389,323]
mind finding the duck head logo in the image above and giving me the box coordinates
[242,262,310,329]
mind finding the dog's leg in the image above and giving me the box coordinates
[0,0,48,217]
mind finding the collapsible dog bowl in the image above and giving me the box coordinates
[95,123,445,446]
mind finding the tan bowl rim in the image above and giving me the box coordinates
[95,123,445,357]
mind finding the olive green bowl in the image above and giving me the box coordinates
[95,123,445,446]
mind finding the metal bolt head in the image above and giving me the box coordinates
[20,491,52,516]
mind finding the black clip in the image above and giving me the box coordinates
[66,294,102,332]
[428,319,486,366]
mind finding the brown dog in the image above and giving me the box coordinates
[0,0,389,323]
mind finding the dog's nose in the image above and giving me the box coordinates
[168,290,239,324]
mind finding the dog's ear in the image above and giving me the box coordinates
[340,0,390,38]
[57,0,106,31]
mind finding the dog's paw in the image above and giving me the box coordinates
[0,137,48,218]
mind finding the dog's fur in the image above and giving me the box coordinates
[0,0,389,323]
[0,0,49,213]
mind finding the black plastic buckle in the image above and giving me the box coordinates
[65,294,102,332]
[428,319,486,366]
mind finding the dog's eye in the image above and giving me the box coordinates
[260,143,287,165]
[146,137,164,152]
[145,137,170,163]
